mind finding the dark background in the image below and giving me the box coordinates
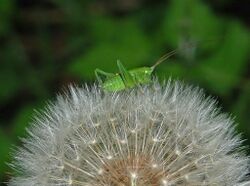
[0,0,250,184]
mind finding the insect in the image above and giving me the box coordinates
[95,46,190,92]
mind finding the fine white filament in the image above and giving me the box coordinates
[9,79,249,186]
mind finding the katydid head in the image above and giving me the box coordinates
[143,67,154,75]
[129,67,153,84]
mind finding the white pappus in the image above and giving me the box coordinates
[8,79,250,186]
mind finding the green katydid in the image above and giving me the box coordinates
[94,48,181,92]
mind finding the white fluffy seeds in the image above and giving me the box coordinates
[8,79,249,186]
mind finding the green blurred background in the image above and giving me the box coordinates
[0,0,249,184]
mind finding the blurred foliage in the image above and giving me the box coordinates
[0,128,12,182]
[0,0,249,184]
[0,0,14,36]
[69,17,152,79]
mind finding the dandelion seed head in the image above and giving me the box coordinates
[8,79,249,186]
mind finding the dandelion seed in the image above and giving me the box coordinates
[8,79,249,186]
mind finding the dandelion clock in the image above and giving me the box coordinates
[8,78,250,185]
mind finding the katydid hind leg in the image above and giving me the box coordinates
[117,60,135,88]
[95,69,114,84]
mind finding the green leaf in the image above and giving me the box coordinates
[0,128,12,181]
[0,69,20,104]
[0,0,14,36]
[232,81,250,137]
[0,40,25,104]
[12,105,35,139]
[156,59,187,80]
[163,0,221,48]
[192,21,249,95]
[68,17,152,80]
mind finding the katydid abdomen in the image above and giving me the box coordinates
[102,74,127,92]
